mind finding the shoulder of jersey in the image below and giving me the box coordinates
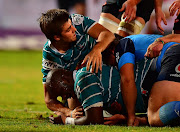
[71,14,84,25]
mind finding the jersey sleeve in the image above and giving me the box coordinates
[114,38,135,70]
[74,68,103,111]
[70,14,96,34]
[41,41,64,83]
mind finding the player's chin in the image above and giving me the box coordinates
[72,36,77,41]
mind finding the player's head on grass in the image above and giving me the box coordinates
[46,68,76,100]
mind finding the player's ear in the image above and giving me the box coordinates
[54,35,60,41]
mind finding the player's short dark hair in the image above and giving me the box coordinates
[38,9,69,42]
[46,68,69,96]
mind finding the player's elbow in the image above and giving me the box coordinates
[121,76,134,85]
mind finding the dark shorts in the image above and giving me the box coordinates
[157,44,180,82]
[102,0,154,22]
[57,0,85,10]
[142,44,180,108]
[173,15,180,31]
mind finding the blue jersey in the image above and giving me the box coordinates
[42,14,97,83]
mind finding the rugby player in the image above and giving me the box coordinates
[38,9,115,118]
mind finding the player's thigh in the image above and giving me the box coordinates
[148,81,180,115]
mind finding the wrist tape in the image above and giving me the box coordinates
[65,117,75,125]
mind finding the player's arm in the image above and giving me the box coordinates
[43,84,72,117]
[83,23,115,73]
[44,84,83,119]
[119,0,141,22]
[145,34,180,58]
[115,38,138,126]
[51,107,104,125]
[154,0,167,34]
[120,63,138,126]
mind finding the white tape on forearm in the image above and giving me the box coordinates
[65,117,75,125]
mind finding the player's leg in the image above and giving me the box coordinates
[148,81,180,126]
[99,1,120,33]
[117,0,154,36]
[99,0,153,37]
[148,45,180,126]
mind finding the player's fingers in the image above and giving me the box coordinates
[170,5,177,16]
[75,112,84,116]
[176,9,180,16]
[99,57,102,72]
[124,8,131,22]
[75,107,83,112]
[93,57,99,73]
[169,2,175,13]
[90,58,96,73]
[104,121,113,125]
[86,58,92,72]
[82,56,87,64]
[157,23,164,34]
[76,115,83,119]
[169,3,175,16]
[144,52,148,57]
[149,50,154,58]
[119,3,126,12]
[104,117,112,120]
[162,17,167,25]
[128,10,136,22]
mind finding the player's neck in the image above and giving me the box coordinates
[52,41,71,53]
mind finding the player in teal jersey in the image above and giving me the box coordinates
[38,9,115,118]
[46,65,147,125]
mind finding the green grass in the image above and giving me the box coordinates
[0,50,179,131]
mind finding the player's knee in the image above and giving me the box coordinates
[99,16,119,33]
[148,110,163,126]
[118,16,145,35]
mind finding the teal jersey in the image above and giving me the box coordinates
[74,65,123,111]
[42,14,97,83]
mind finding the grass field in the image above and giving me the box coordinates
[0,50,180,131]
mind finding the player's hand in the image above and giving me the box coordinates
[169,0,180,16]
[127,115,139,126]
[144,41,164,58]
[119,0,137,22]
[71,106,84,119]
[82,48,102,73]
[104,114,126,125]
[155,9,167,34]
[49,115,63,124]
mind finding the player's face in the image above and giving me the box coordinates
[60,19,77,43]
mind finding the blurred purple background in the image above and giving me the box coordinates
[0,0,177,50]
